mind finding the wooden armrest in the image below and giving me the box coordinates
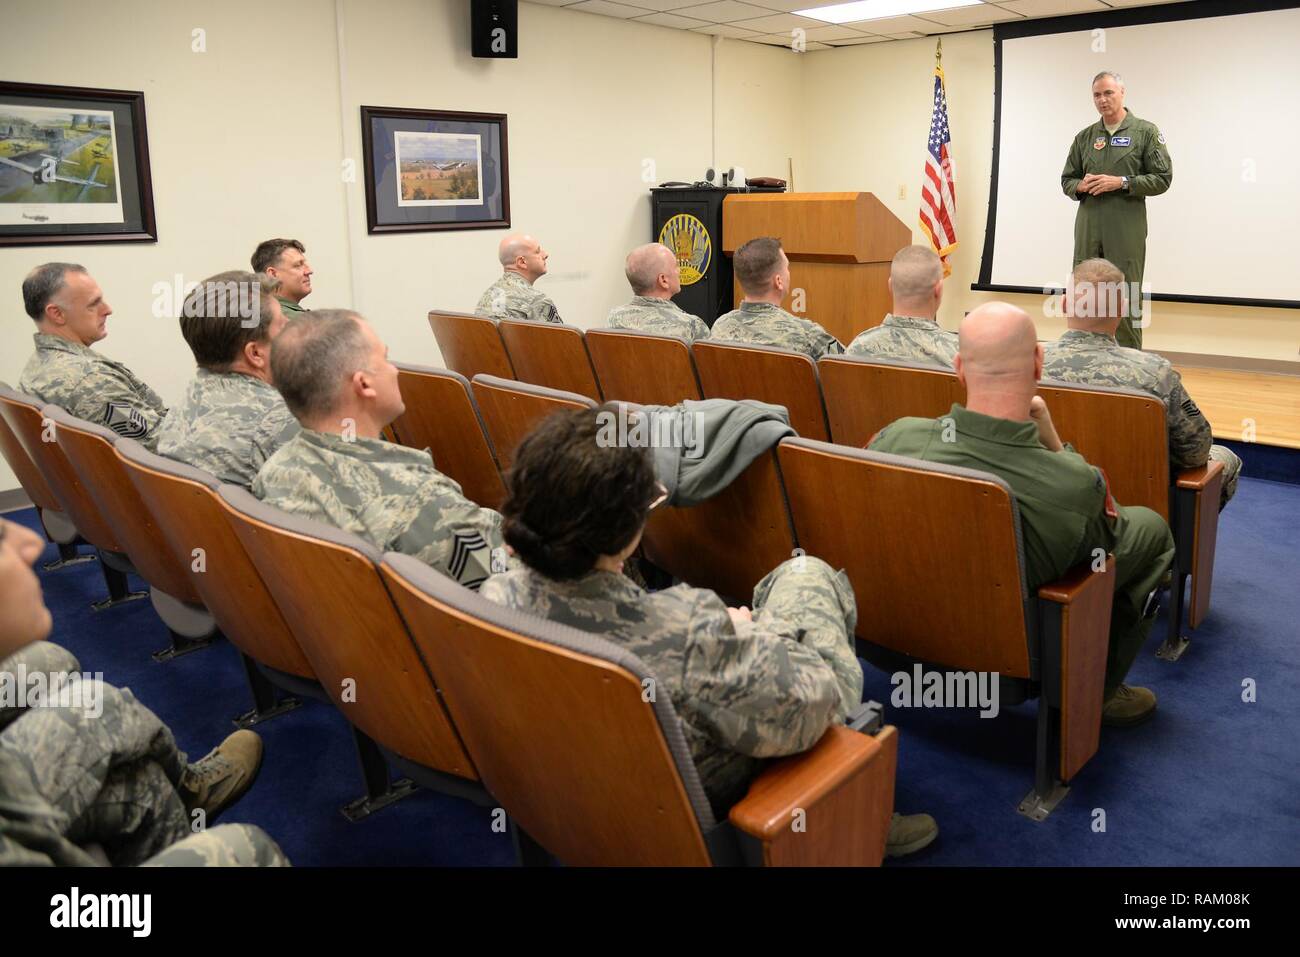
[728,725,898,867]
[1175,458,1225,490]
[1037,554,1115,605]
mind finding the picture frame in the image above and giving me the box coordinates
[0,81,157,247]
[360,106,510,234]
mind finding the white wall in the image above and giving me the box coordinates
[0,0,803,493]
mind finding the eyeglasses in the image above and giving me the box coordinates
[647,481,669,511]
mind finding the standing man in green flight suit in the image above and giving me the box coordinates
[1062,71,1172,350]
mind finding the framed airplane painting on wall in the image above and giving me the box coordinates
[361,105,510,234]
[0,81,157,247]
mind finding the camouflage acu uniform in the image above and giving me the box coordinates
[19,333,167,451]
[0,678,286,866]
[277,297,309,318]
[0,640,80,731]
[607,296,710,342]
[710,302,843,360]
[253,429,505,590]
[481,556,862,815]
[1043,329,1240,507]
[846,314,958,368]
[157,369,300,489]
[475,271,561,324]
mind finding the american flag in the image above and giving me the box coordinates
[919,60,957,277]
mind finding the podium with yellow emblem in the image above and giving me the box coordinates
[722,191,911,345]
[650,185,783,325]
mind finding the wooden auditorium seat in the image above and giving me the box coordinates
[817,354,962,447]
[497,319,603,401]
[692,340,832,441]
[391,362,507,509]
[218,485,490,819]
[427,310,515,381]
[46,407,219,660]
[0,383,87,570]
[115,440,314,725]
[585,328,704,406]
[470,374,597,470]
[777,437,1116,820]
[1038,379,1223,657]
[0,387,144,610]
[380,550,899,866]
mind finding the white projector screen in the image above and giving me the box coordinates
[978,1,1300,308]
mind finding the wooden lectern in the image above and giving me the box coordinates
[722,192,910,345]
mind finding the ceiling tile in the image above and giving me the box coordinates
[1099,0,1186,6]
[690,21,766,35]
[669,0,778,22]
[994,0,1109,17]
[835,13,952,31]
[918,2,1025,25]
[803,23,876,39]
[825,34,891,43]
[632,10,711,26]
[729,12,828,32]
[564,0,657,18]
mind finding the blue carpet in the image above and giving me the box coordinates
[8,474,1299,866]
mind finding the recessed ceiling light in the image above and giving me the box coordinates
[793,0,983,25]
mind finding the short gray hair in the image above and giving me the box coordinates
[624,243,673,295]
[1092,71,1124,89]
[890,245,943,303]
[23,262,86,321]
[1071,258,1127,320]
[270,309,369,420]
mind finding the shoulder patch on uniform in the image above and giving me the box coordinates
[1180,398,1202,418]
[1157,131,1166,145]
[448,529,491,590]
[103,401,148,440]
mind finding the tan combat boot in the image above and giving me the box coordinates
[1102,684,1157,727]
[178,730,264,823]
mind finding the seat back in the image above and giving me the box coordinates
[380,551,715,866]
[217,485,476,780]
[391,363,506,509]
[585,329,704,406]
[693,340,831,441]
[116,442,314,678]
[0,388,123,552]
[642,449,797,603]
[0,385,61,513]
[46,408,201,603]
[818,356,963,447]
[427,310,515,381]
[1037,380,1171,521]
[497,320,603,401]
[777,438,1032,678]
[470,375,597,470]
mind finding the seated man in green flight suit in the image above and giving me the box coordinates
[869,302,1175,726]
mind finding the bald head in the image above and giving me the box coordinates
[498,233,549,283]
[625,243,678,297]
[889,245,944,317]
[957,302,1041,392]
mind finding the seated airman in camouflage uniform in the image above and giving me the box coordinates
[0,517,285,866]
[710,237,843,360]
[475,233,562,324]
[253,310,504,590]
[480,404,937,857]
[1043,259,1241,509]
[251,238,314,317]
[607,243,710,341]
[18,263,167,450]
[157,270,300,489]
[846,245,958,367]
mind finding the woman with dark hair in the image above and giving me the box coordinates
[481,404,937,855]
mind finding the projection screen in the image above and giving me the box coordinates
[976,0,1300,308]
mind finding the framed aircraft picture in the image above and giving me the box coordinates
[0,81,157,247]
[361,106,510,234]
